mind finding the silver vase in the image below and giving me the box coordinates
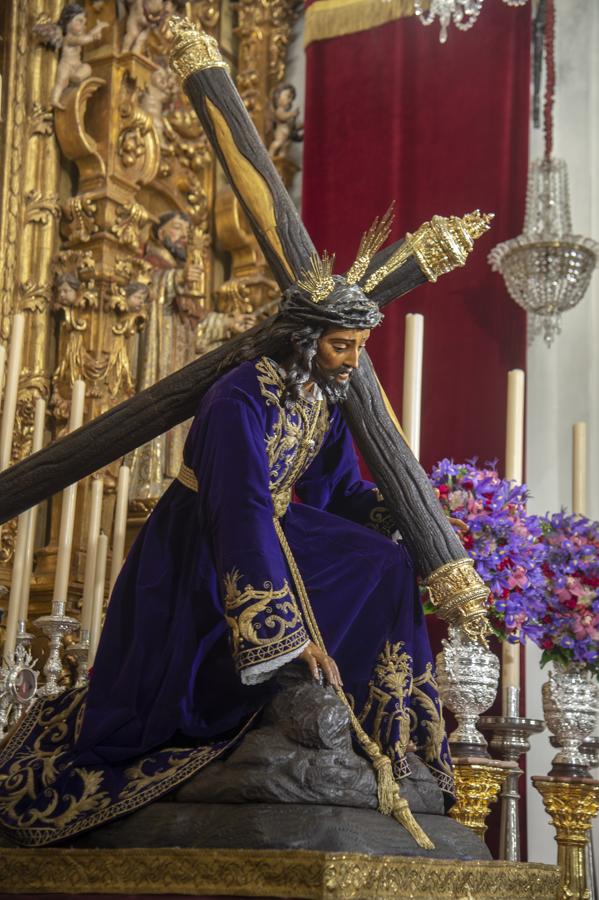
[436,625,500,756]
[542,663,599,776]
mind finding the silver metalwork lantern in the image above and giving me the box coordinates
[489,159,598,347]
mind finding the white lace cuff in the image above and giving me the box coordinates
[240,640,310,685]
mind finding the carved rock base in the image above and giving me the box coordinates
[19,801,490,859]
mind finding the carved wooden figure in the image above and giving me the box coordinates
[33,3,108,109]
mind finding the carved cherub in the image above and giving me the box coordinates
[124,281,149,313]
[268,83,304,160]
[33,4,108,110]
[121,0,167,55]
[141,66,178,146]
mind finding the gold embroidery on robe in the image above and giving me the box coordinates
[358,641,413,763]
[222,568,308,671]
[411,662,454,790]
[254,357,330,502]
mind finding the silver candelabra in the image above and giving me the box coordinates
[34,600,79,697]
[479,685,545,862]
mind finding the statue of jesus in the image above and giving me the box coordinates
[0,266,451,850]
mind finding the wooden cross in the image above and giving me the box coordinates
[0,18,493,640]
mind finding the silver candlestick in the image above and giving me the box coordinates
[34,600,79,697]
[68,627,91,688]
[479,685,545,862]
[15,619,35,654]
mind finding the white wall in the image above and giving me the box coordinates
[525,0,599,867]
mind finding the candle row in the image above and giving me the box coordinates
[0,318,131,665]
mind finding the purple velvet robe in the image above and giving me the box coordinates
[0,357,452,846]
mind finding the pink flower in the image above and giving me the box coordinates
[572,613,599,641]
[449,489,469,511]
[507,568,528,590]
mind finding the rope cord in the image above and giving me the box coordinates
[273,515,434,850]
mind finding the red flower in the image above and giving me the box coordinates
[542,638,554,650]
[438,484,449,496]
[562,597,577,610]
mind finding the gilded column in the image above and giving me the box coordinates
[533,776,599,900]
[0,0,57,592]
[12,0,63,456]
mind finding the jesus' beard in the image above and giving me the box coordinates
[310,361,353,404]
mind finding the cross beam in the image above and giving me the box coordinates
[0,18,492,640]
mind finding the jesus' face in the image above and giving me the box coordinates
[312,327,370,401]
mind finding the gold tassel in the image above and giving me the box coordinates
[393,796,436,851]
[372,752,397,816]
[273,515,436,851]
[372,751,435,849]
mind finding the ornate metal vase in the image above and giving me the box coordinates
[436,626,500,756]
[542,663,599,776]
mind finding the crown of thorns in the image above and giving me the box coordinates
[296,205,395,304]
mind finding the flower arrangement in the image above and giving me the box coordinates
[428,459,545,643]
[525,512,599,676]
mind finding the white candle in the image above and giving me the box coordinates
[504,369,525,482]
[401,313,424,461]
[80,477,104,633]
[572,422,587,516]
[502,368,526,715]
[68,378,86,433]
[0,313,25,471]
[53,380,86,610]
[18,397,46,623]
[0,344,6,409]
[3,512,29,660]
[109,465,130,593]
[88,533,108,665]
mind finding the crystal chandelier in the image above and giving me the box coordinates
[488,0,598,347]
[412,0,527,44]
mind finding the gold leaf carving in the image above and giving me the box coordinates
[0,847,560,898]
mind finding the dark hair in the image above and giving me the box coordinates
[152,211,191,241]
[55,272,80,291]
[58,3,85,33]
[124,281,149,297]
[272,83,297,106]
[221,278,382,403]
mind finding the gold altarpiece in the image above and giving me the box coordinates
[0,0,300,632]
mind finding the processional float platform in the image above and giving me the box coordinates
[0,847,559,899]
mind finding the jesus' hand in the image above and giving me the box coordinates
[299,641,343,689]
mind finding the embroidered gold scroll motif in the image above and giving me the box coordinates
[223,568,307,671]
[411,662,455,793]
[358,641,413,779]
[367,505,397,538]
[255,357,330,516]
[0,689,257,846]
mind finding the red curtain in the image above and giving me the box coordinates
[303,3,531,474]
[303,6,531,857]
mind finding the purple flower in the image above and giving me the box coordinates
[429,460,544,644]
